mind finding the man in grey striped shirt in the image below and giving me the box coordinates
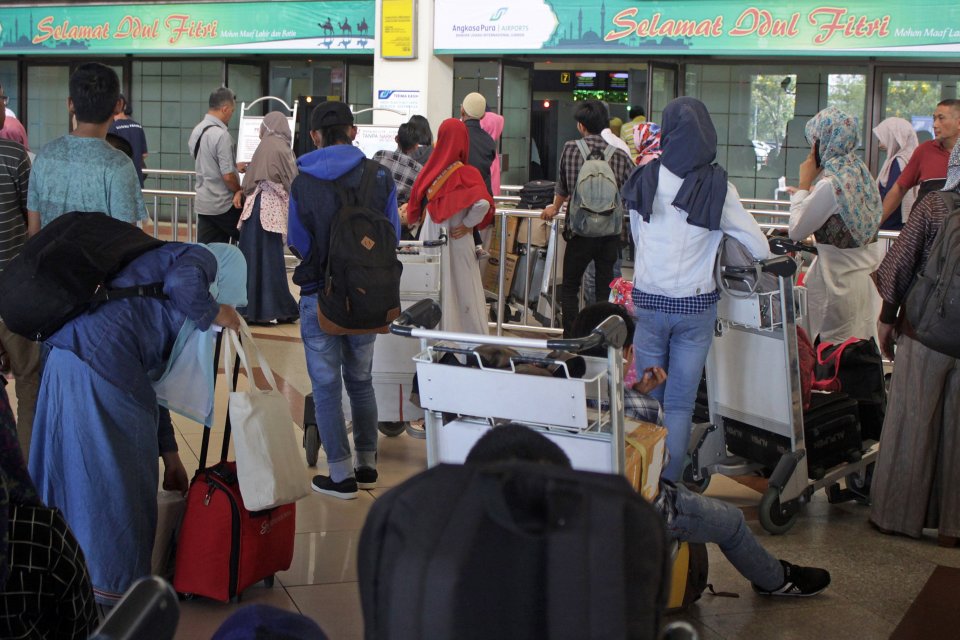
[0,105,40,458]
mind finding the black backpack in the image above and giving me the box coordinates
[358,461,670,640]
[0,211,165,341]
[905,190,960,358]
[317,160,402,335]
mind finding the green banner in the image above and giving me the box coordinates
[0,2,375,55]
[434,0,960,56]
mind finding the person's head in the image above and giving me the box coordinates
[479,111,504,142]
[629,105,646,120]
[309,101,356,148]
[460,92,486,121]
[570,302,636,366]
[804,106,859,167]
[573,100,609,136]
[465,424,572,468]
[659,97,717,168]
[609,116,623,132]
[408,114,433,146]
[872,117,917,155]
[396,122,419,154]
[259,111,292,144]
[933,99,960,147]
[115,93,132,117]
[433,118,470,163]
[208,87,236,125]
[68,63,121,125]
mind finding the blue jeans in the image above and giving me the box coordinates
[299,294,378,482]
[633,305,717,481]
[665,483,784,591]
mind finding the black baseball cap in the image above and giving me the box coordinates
[310,101,354,130]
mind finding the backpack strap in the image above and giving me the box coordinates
[192,125,217,159]
[811,337,859,391]
[91,282,168,303]
[602,144,616,161]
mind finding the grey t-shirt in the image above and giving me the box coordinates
[188,114,236,216]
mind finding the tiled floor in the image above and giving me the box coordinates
[12,308,959,639]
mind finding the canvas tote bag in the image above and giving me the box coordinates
[223,322,310,511]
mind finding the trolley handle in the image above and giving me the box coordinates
[769,236,818,256]
[545,315,627,353]
[722,255,797,279]
[422,231,448,248]
[389,298,442,337]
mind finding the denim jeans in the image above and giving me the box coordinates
[632,305,717,481]
[299,294,378,482]
[665,483,784,591]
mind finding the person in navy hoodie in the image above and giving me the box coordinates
[288,102,400,500]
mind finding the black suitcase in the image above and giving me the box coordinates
[358,461,670,640]
[518,180,556,210]
[511,245,547,305]
[724,392,862,480]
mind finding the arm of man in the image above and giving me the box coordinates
[26,211,40,237]
[287,182,311,259]
[542,142,571,221]
[163,246,221,330]
[216,130,242,198]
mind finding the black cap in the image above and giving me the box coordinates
[310,101,354,130]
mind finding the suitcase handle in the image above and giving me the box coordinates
[198,330,242,472]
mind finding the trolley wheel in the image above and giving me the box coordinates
[759,488,800,535]
[845,462,875,505]
[378,421,406,437]
[263,575,275,588]
[304,425,320,467]
[405,421,426,440]
[681,462,711,494]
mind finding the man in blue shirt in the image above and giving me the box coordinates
[108,94,149,187]
[26,63,146,235]
[289,102,399,499]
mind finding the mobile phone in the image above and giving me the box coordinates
[814,140,822,168]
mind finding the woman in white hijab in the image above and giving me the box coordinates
[873,117,918,231]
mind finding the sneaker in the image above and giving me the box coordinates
[311,474,358,500]
[355,467,378,490]
[753,561,830,597]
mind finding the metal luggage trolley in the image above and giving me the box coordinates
[389,299,629,474]
[303,236,447,466]
[685,237,879,534]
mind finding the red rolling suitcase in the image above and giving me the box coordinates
[172,333,296,602]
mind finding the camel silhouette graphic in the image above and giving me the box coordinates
[318,18,334,36]
[339,19,352,35]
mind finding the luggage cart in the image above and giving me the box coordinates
[389,299,629,474]
[303,236,446,466]
[685,237,879,534]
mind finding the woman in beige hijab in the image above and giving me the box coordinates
[873,117,919,231]
[234,111,299,324]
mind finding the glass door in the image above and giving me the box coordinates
[500,62,532,189]
[872,68,960,169]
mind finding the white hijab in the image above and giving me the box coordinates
[874,117,919,219]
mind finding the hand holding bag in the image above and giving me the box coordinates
[223,321,310,511]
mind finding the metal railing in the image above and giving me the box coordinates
[142,188,196,243]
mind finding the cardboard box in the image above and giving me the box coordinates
[624,419,668,502]
[517,218,553,247]
[489,215,519,255]
[482,251,518,296]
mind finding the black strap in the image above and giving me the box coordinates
[198,330,242,471]
[91,282,168,303]
[192,124,217,159]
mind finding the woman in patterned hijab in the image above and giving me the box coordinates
[787,106,884,343]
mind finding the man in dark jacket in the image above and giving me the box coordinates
[460,92,496,196]
[288,102,400,500]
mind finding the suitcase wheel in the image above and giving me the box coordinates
[304,425,320,467]
[758,488,800,535]
[681,462,711,494]
[263,575,275,588]
[378,421,405,438]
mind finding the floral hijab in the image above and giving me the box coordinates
[804,107,881,247]
[633,122,661,166]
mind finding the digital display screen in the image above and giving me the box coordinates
[575,72,598,89]
[608,73,628,90]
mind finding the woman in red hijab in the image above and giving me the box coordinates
[408,118,494,334]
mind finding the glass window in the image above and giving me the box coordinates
[0,61,19,117]
[685,63,868,200]
[347,64,373,124]
[453,61,500,119]
[27,66,70,150]
[879,71,959,144]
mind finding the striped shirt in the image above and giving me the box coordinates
[0,140,29,273]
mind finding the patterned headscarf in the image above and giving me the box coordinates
[804,107,881,247]
[633,122,661,166]
[942,141,960,192]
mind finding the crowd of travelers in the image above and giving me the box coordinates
[0,59,956,637]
